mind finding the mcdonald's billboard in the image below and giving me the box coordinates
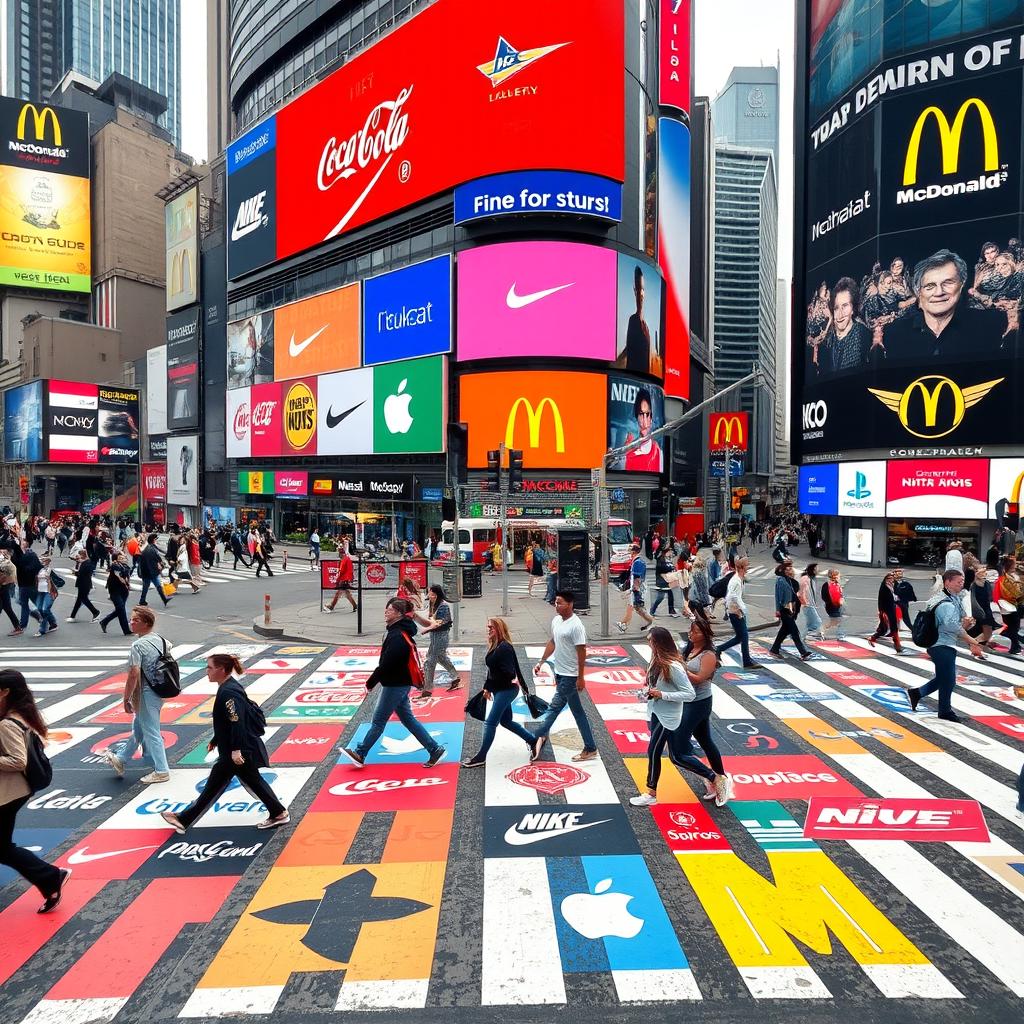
[165,185,199,312]
[709,412,749,453]
[0,96,90,292]
[459,370,607,470]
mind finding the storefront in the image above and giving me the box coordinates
[885,520,981,569]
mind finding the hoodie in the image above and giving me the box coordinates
[366,617,421,689]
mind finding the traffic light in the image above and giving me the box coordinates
[508,449,523,493]
[446,422,468,485]
[486,449,501,492]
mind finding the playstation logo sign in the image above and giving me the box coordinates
[847,472,871,500]
[839,463,882,515]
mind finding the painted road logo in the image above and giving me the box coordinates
[485,804,639,858]
[506,763,588,795]
[803,797,990,843]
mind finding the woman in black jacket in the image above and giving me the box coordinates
[462,618,536,768]
[340,598,447,769]
[160,654,288,833]
[66,549,99,622]
[769,561,812,659]
[867,572,907,654]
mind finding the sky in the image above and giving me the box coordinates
[179,0,208,163]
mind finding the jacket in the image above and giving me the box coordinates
[821,580,844,616]
[894,578,917,605]
[211,679,269,763]
[798,575,817,608]
[74,560,94,592]
[774,575,799,616]
[644,659,696,730]
[366,617,421,689]
[12,548,42,588]
[0,714,32,806]
[484,639,520,693]
[876,581,899,621]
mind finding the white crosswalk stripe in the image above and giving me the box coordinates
[125,563,306,590]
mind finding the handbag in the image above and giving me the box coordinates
[465,690,488,721]
[511,649,549,718]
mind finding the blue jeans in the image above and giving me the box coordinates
[917,644,957,714]
[140,573,168,606]
[114,681,169,773]
[803,605,822,634]
[532,674,597,752]
[356,685,441,758]
[472,686,534,760]
[1017,763,1024,813]
[645,703,723,789]
[717,613,751,664]
[35,592,58,633]
[18,586,40,629]
[650,588,676,615]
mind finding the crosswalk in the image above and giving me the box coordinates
[123,561,310,592]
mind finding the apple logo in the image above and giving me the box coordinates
[383,378,414,434]
[560,878,644,940]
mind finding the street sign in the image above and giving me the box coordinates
[710,457,744,478]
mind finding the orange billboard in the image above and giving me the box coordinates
[273,283,360,382]
[460,370,608,470]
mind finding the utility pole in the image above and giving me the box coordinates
[450,485,461,641]
[499,440,509,617]
[723,443,732,527]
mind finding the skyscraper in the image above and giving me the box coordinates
[710,66,779,166]
[0,0,181,146]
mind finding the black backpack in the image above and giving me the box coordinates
[911,599,947,649]
[246,693,267,735]
[12,720,53,793]
[709,570,734,600]
[143,636,181,698]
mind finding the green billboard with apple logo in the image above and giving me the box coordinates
[372,354,445,454]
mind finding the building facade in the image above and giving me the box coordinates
[710,65,779,168]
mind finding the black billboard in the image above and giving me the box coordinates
[97,386,141,463]
[226,119,277,280]
[0,95,90,178]
[166,307,201,431]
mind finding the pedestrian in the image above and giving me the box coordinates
[686,555,710,619]
[616,543,654,633]
[416,584,459,698]
[175,539,201,594]
[650,547,680,618]
[125,533,141,577]
[397,576,424,611]
[965,554,997,648]
[43,522,55,556]
[327,542,357,612]
[187,531,204,588]
[12,537,42,636]
[893,569,917,633]
[0,670,71,912]
[820,568,847,639]
[798,563,824,640]
[138,533,171,608]
[165,528,180,585]
[252,533,274,578]
[159,654,289,833]
[769,561,812,660]
[309,529,321,569]
[527,538,546,596]
[461,618,536,768]
[994,555,1023,657]
[0,552,20,633]
[230,527,251,570]
[715,556,756,668]
[99,551,133,635]
[867,571,908,654]
[66,549,100,623]
[771,532,789,563]
[33,556,60,637]
[55,525,69,557]
[629,622,732,807]
[906,569,984,722]
[339,598,447,768]
[529,589,597,763]
[100,605,171,782]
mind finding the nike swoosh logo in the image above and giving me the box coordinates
[68,844,160,864]
[325,401,365,429]
[503,819,609,846]
[289,324,328,358]
[506,282,574,309]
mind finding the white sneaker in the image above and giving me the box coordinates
[615,622,626,633]
[64,617,77,623]
[140,771,170,784]
[629,793,658,807]
[700,779,717,801]
[714,774,733,807]
[102,749,125,777]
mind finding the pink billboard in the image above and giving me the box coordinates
[457,241,617,362]
[275,472,308,497]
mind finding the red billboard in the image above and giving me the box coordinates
[885,458,989,519]
[709,412,750,453]
[659,0,691,117]
[275,0,624,261]
[250,381,283,458]
[141,462,167,504]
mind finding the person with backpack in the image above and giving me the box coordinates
[616,543,654,634]
[339,598,447,769]
[0,669,69,913]
[820,568,847,639]
[769,561,813,660]
[907,569,985,723]
[649,547,680,618]
[100,606,171,782]
[159,654,288,833]
[714,556,756,668]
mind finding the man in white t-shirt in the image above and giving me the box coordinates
[530,589,597,763]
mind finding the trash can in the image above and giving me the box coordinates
[461,563,482,598]
[442,564,460,602]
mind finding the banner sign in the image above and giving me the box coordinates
[142,462,167,504]
[454,169,622,224]
[804,796,989,843]
[659,0,691,117]
[709,412,750,453]
[657,117,691,399]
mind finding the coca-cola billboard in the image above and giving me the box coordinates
[250,381,282,458]
[272,0,623,264]
[226,386,250,458]
[141,462,167,504]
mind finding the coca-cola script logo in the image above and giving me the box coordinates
[365,563,387,586]
[328,776,448,796]
[506,763,589,795]
[252,400,277,426]
[318,86,413,238]
[233,402,250,440]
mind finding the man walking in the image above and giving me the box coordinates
[327,542,357,612]
[616,543,653,634]
[11,537,42,635]
[138,534,171,607]
[907,569,984,723]
[530,590,598,763]
[229,526,250,570]
[715,556,757,668]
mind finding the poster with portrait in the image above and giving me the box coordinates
[607,373,665,473]
[614,255,665,378]
[227,312,275,390]
[165,434,199,506]
[2,381,43,462]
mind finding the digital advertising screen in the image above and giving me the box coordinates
[227,117,276,279]
[165,186,199,312]
[657,116,691,399]
[227,312,274,390]
[166,308,201,431]
[798,463,839,515]
[3,381,44,462]
[0,97,90,293]
[166,434,199,506]
[615,253,665,379]
[274,283,360,383]
[607,374,665,473]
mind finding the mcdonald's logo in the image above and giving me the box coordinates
[902,98,998,186]
[170,248,195,298]
[16,102,61,145]
[709,412,749,452]
[868,375,1003,439]
[505,396,565,452]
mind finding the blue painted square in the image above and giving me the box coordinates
[343,721,463,763]
[545,857,610,974]
[799,464,839,515]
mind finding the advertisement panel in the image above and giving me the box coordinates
[227,117,277,279]
[371,355,446,454]
[165,186,199,312]
[165,435,199,506]
[798,463,839,515]
[46,379,98,463]
[146,345,168,435]
[459,370,608,470]
[607,374,665,473]
[166,308,201,431]
[659,0,691,117]
[142,462,167,504]
[97,386,141,464]
[281,377,318,457]
[837,460,886,517]
[657,117,691,399]
[457,240,617,362]
[227,312,274,390]
[709,413,749,454]
[885,458,989,518]
[274,472,307,497]
[316,367,374,456]
[804,796,990,843]
[988,457,1024,521]
[274,0,624,260]
[847,527,873,564]
[615,253,665,378]
[363,255,452,366]
[0,96,91,293]
[3,381,44,462]
[273,284,360,383]
[454,170,622,224]
[226,386,251,459]
[250,381,283,458]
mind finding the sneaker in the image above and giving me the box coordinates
[615,621,626,633]
[139,771,170,784]
[640,622,651,632]
[700,778,717,801]
[256,811,290,830]
[160,810,186,834]
[8,628,23,636]
[668,612,682,618]
[37,868,71,914]
[338,747,365,767]
[741,662,759,669]
[907,687,921,711]
[800,652,813,661]
[102,749,125,777]
[895,649,913,657]
[91,613,100,622]
[629,793,658,807]
[460,758,486,769]
[65,617,77,623]
[424,745,447,768]
[99,620,108,634]
[713,773,733,807]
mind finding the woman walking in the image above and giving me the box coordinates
[99,551,132,635]
[160,653,289,833]
[821,568,847,639]
[461,618,536,768]
[66,548,100,622]
[629,623,732,807]
[33,556,60,637]
[769,561,812,659]
[686,555,710,619]
[527,538,546,597]
[798,563,824,640]
[416,584,460,698]
[995,555,1024,657]
[650,547,679,618]
[309,530,321,569]
[0,669,71,912]
[187,531,204,587]
[867,571,907,654]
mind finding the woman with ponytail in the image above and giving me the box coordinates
[160,653,288,833]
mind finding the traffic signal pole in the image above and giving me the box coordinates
[499,441,509,617]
